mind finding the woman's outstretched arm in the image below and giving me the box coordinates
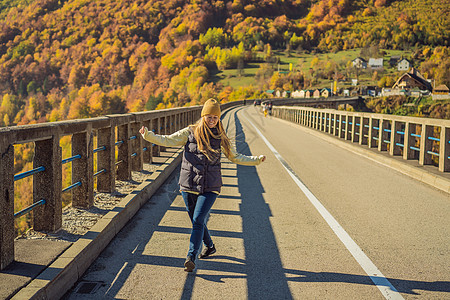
[224,146,266,166]
[140,126,190,147]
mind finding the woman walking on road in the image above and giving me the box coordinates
[140,99,266,272]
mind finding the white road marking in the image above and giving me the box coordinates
[245,115,404,300]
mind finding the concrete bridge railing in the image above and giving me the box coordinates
[0,101,243,270]
[272,106,450,173]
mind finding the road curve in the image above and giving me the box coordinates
[64,105,449,300]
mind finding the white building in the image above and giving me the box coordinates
[368,58,383,69]
[397,58,411,71]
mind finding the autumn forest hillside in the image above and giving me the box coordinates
[0,0,449,128]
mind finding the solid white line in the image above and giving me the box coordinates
[245,115,404,300]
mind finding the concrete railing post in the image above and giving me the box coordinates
[420,125,434,165]
[352,116,359,143]
[176,113,181,130]
[315,111,319,130]
[332,113,337,136]
[329,112,334,134]
[131,121,143,171]
[404,122,416,160]
[160,116,166,152]
[117,122,131,181]
[321,112,325,131]
[72,126,94,208]
[379,119,389,152]
[390,120,403,156]
[97,124,115,193]
[368,118,376,148]
[142,120,152,163]
[341,114,346,139]
[337,114,343,138]
[345,115,352,140]
[34,129,62,231]
[439,126,450,172]
[0,133,14,270]
[360,117,369,145]
[152,118,160,157]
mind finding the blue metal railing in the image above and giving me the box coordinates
[428,137,440,142]
[14,199,46,218]
[62,154,81,165]
[115,140,124,146]
[410,146,420,151]
[62,181,82,193]
[94,169,106,177]
[14,166,45,181]
[93,146,106,153]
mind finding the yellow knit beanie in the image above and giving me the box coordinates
[201,99,221,117]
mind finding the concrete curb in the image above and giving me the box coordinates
[277,117,450,195]
[11,148,184,300]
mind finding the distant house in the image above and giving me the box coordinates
[433,84,450,100]
[321,88,332,98]
[291,90,301,98]
[265,89,276,97]
[313,89,321,98]
[275,90,282,97]
[392,68,432,91]
[305,90,315,98]
[383,68,432,97]
[352,57,367,69]
[397,58,411,71]
[434,84,450,95]
[299,90,306,98]
[343,89,350,97]
[282,91,290,98]
[368,58,383,69]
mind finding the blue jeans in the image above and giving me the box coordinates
[181,191,218,260]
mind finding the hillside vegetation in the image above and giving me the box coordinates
[0,0,448,129]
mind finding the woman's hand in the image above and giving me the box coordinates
[139,126,147,135]
[261,155,266,162]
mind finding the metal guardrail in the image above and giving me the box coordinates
[272,106,450,173]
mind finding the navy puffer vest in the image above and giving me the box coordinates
[179,127,222,193]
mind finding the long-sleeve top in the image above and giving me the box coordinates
[140,126,264,166]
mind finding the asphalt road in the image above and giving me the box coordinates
[63,105,450,299]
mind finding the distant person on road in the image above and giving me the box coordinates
[267,101,273,116]
[140,99,266,272]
